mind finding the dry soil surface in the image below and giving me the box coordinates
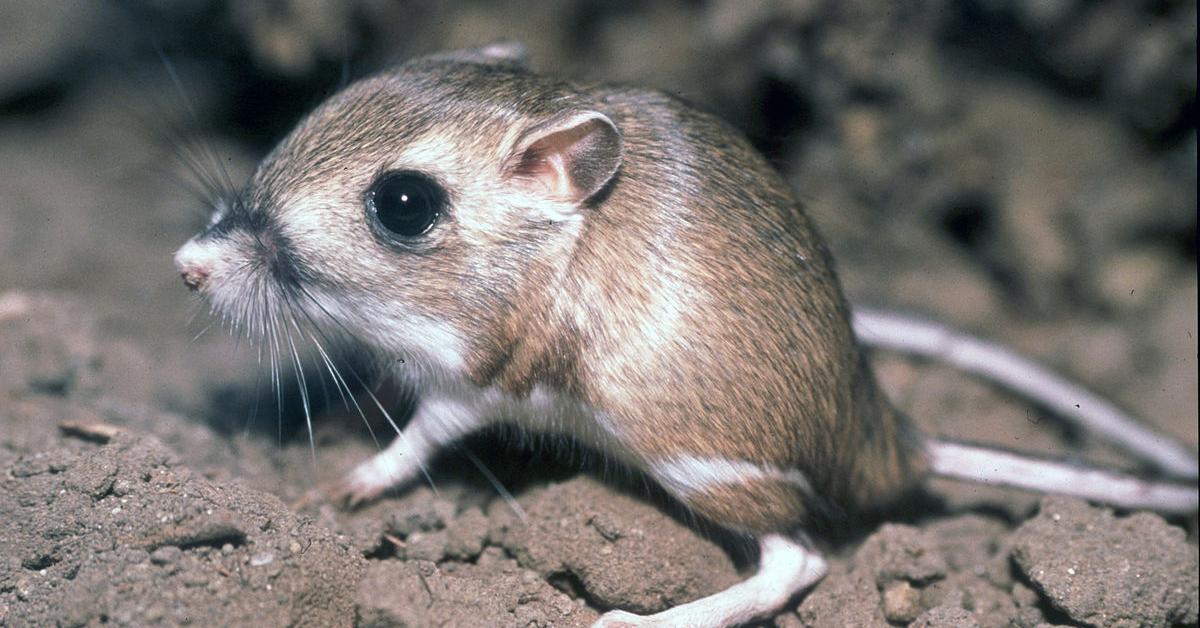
[1,2,1197,627]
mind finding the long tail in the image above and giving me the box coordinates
[852,307,1199,481]
[926,438,1198,514]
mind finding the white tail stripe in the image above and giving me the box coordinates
[927,439,1198,514]
[853,307,1199,480]
[649,455,813,500]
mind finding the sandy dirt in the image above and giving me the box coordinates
[1,1,1197,626]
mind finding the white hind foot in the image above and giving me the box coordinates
[592,534,827,628]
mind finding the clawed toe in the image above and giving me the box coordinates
[328,470,388,510]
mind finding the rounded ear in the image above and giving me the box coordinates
[503,110,623,205]
[424,41,529,68]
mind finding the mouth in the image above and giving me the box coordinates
[180,268,209,292]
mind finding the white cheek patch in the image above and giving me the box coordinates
[649,455,813,500]
[377,312,468,374]
[296,287,469,381]
[276,192,346,239]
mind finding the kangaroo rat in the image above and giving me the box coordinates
[174,43,1198,627]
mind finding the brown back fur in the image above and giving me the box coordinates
[230,57,928,532]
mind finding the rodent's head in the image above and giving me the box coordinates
[174,45,622,379]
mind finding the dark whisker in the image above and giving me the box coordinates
[156,48,240,200]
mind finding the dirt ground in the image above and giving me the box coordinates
[1,1,1197,627]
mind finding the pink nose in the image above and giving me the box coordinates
[180,267,209,292]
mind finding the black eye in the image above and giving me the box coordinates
[366,171,444,238]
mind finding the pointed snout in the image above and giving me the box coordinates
[174,238,219,293]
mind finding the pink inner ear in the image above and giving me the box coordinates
[507,115,620,203]
[518,148,572,198]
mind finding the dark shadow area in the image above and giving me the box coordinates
[202,341,412,442]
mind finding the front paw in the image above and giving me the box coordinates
[328,464,391,509]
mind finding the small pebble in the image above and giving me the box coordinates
[883,580,923,623]
[182,572,208,588]
[142,605,165,622]
[553,593,575,615]
[150,546,182,566]
[911,605,979,627]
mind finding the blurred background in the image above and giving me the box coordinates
[1,0,1195,449]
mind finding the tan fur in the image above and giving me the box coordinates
[685,479,811,535]
[192,56,929,534]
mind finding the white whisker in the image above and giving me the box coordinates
[284,317,317,465]
[305,329,382,451]
[461,446,527,522]
[356,378,438,494]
